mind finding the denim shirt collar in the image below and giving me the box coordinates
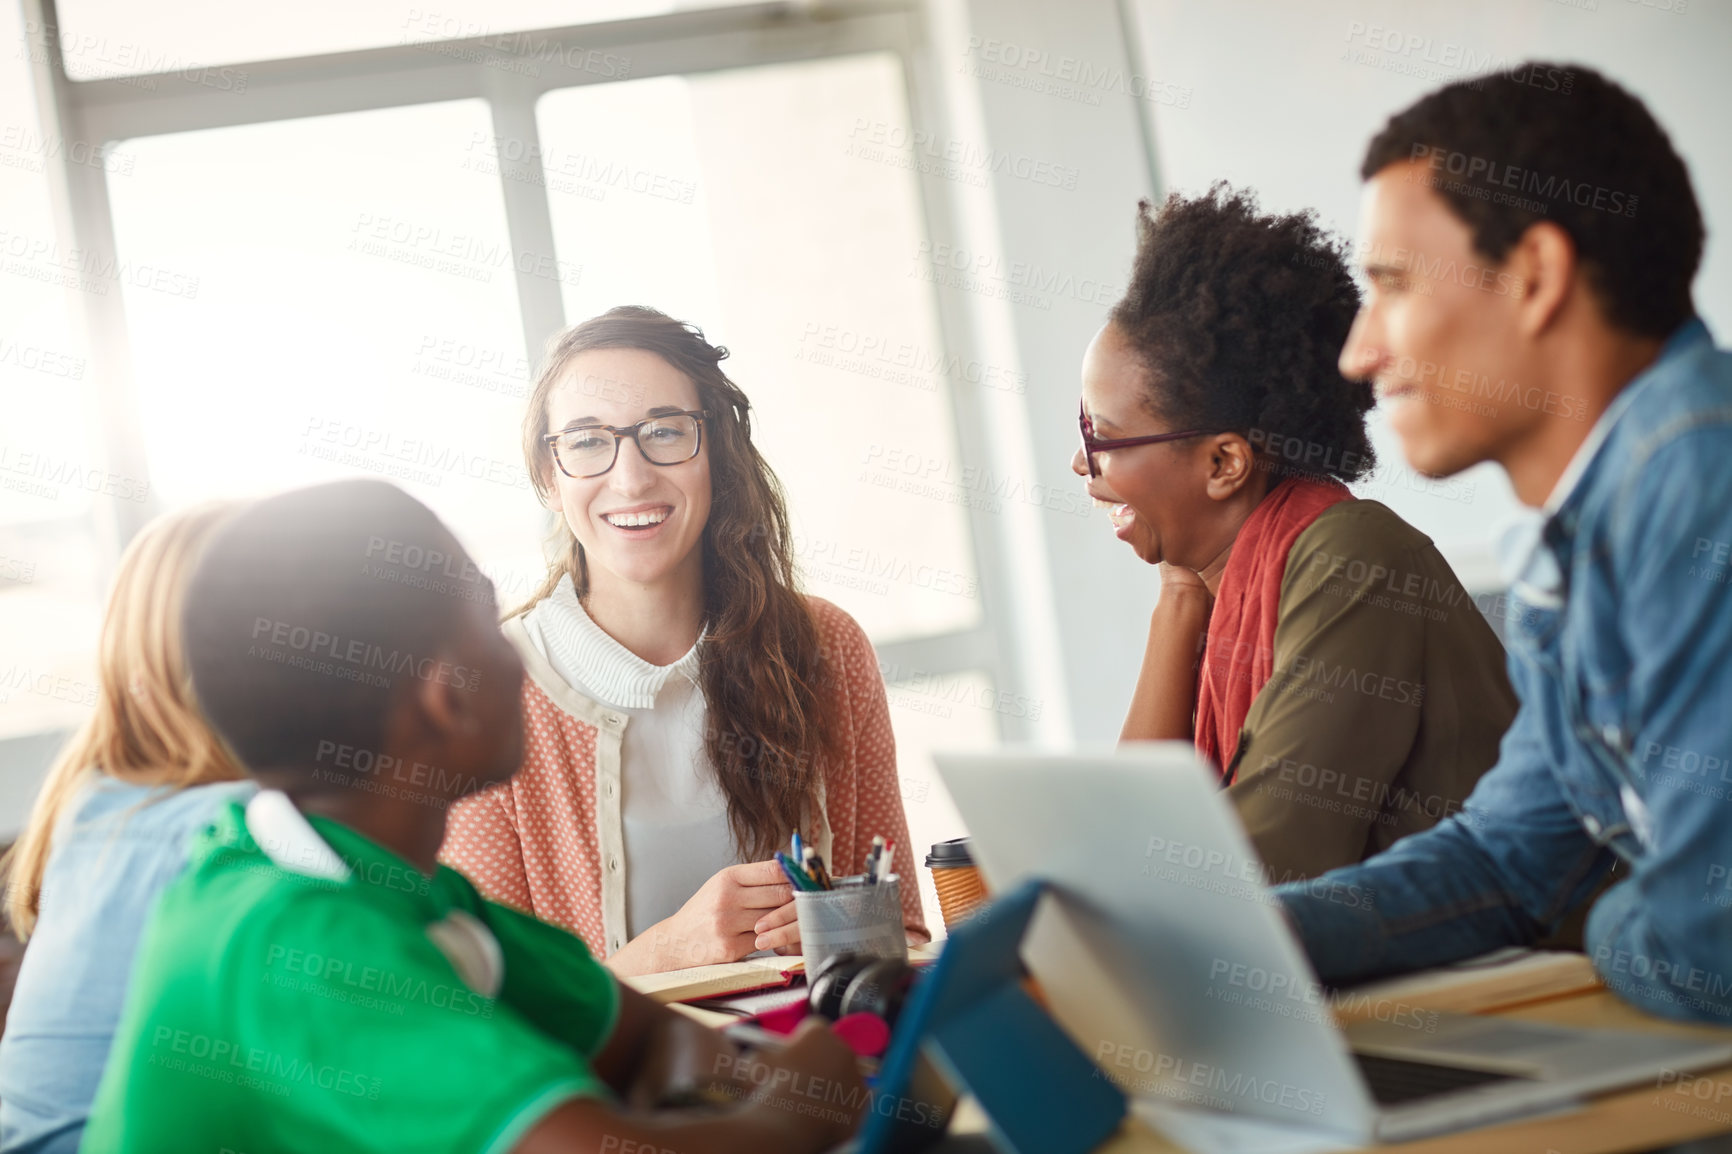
[1495,317,1713,602]
[1548,316,1712,523]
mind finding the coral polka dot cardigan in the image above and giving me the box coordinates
[440,596,928,959]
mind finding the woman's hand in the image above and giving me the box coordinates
[607,860,795,975]
[1155,560,1212,602]
[751,894,800,954]
[1120,563,1215,743]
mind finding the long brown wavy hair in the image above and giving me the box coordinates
[513,306,837,861]
[2,503,246,937]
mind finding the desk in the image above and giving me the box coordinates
[1044,988,1732,1154]
[631,961,1732,1153]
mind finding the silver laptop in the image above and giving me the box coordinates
[935,744,1732,1144]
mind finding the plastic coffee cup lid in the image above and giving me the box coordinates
[924,837,975,868]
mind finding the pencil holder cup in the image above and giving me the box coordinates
[794,875,907,978]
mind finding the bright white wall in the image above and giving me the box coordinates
[919,0,1163,745]
[1125,0,1732,584]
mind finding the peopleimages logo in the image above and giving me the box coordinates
[0,444,150,503]
[399,9,633,80]
[1409,144,1638,218]
[859,443,1091,519]
[912,241,1118,307]
[262,944,494,1018]
[796,320,1028,395]
[1093,1041,1328,1116]
[959,37,1193,108]
[146,1027,380,1099]
[19,20,250,92]
[0,227,200,299]
[247,617,481,692]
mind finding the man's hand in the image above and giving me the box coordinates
[724,1019,868,1144]
[622,1010,746,1111]
[518,1019,867,1154]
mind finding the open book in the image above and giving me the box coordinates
[625,940,941,1006]
[624,956,805,1004]
[1329,948,1602,1023]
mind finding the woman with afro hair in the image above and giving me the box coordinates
[1074,184,1517,883]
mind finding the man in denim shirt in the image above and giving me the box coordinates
[1277,62,1732,1023]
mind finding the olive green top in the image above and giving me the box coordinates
[1224,499,1518,884]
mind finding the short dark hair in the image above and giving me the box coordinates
[1362,62,1702,339]
[1110,184,1376,484]
[181,480,478,775]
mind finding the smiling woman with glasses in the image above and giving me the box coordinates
[441,306,926,975]
[1074,186,1519,886]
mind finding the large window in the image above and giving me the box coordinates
[8,4,990,928]
[105,99,548,601]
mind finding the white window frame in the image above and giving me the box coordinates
[20,0,1033,739]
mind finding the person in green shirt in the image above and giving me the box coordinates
[82,479,864,1154]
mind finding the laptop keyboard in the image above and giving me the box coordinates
[1353,1052,1525,1105]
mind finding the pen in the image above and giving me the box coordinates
[723,1021,791,1051]
[802,846,836,891]
[776,851,817,892]
[877,840,895,884]
[806,847,834,891]
[865,835,885,884]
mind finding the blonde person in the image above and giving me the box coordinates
[0,504,255,1154]
[441,306,926,974]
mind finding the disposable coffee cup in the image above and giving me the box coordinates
[925,838,988,931]
[794,875,906,978]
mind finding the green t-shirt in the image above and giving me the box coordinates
[81,794,619,1154]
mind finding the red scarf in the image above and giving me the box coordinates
[1194,476,1353,782]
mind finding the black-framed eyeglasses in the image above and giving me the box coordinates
[544,410,711,479]
[1078,401,1214,478]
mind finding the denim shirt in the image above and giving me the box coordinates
[1276,318,1732,1023]
[0,775,255,1153]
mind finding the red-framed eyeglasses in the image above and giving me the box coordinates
[1078,401,1215,478]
